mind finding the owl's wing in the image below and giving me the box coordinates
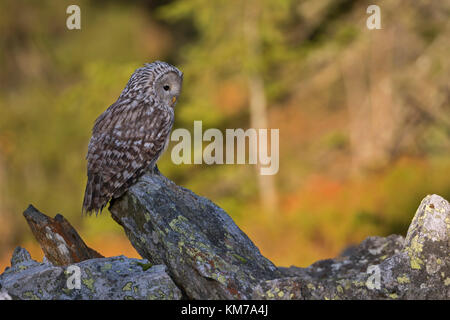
[83,101,174,214]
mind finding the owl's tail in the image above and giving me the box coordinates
[82,173,107,215]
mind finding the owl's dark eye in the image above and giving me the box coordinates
[163,85,170,91]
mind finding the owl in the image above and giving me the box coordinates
[82,61,183,215]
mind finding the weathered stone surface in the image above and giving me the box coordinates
[253,194,450,300]
[109,171,280,299]
[280,235,405,280]
[1,169,449,300]
[0,247,182,300]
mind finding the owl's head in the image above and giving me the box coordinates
[152,63,183,108]
[121,61,183,108]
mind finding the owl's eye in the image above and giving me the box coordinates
[163,85,170,91]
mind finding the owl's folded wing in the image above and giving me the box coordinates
[83,101,174,214]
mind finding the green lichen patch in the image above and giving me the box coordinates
[23,291,40,300]
[101,263,112,272]
[169,215,189,233]
[405,235,424,270]
[82,278,95,292]
[61,288,73,295]
[307,283,316,290]
[231,253,247,264]
[122,282,133,291]
[388,293,399,299]
[397,274,410,284]
[137,262,153,271]
[444,278,450,286]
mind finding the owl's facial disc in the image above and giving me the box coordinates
[155,72,182,108]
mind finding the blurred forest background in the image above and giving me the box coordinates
[1,0,449,271]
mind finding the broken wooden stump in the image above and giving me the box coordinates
[23,205,103,266]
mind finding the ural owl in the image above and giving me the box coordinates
[82,61,183,215]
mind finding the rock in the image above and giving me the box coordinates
[109,171,280,299]
[253,194,450,299]
[0,248,182,300]
[279,235,405,280]
[10,246,34,267]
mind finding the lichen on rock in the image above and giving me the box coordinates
[254,194,450,300]
[0,248,181,300]
[109,172,280,299]
[1,169,449,300]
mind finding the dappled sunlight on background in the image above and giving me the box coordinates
[1,0,449,271]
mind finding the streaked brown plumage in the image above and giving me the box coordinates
[83,61,183,215]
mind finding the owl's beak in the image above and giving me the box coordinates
[172,96,177,104]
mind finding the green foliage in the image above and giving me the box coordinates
[158,0,303,123]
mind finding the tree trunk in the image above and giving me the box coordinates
[23,205,103,266]
[342,28,399,173]
[244,1,278,213]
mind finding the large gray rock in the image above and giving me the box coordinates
[0,247,182,300]
[109,172,280,299]
[253,194,450,299]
